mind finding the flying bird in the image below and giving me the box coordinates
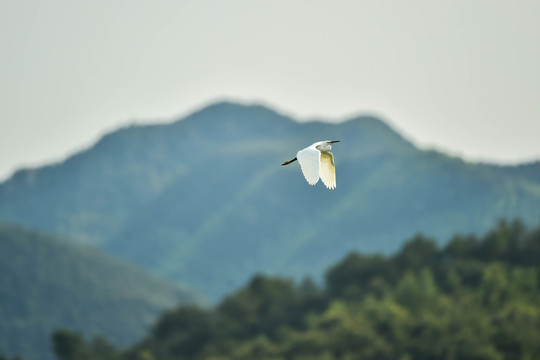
[282,140,340,189]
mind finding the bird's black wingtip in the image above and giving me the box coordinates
[281,157,298,166]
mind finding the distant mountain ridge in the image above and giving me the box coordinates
[1,101,539,299]
[0,223,199,360]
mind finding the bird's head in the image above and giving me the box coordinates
[317,140,340,151]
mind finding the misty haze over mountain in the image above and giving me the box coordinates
[1,102,539,301]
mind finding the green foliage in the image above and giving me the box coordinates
[52,331,89,360]
[0,224,199,360]
[49,220,540,360]
[51,330,118,360]
[1,102,540,300]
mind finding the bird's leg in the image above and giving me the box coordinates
[281,157,298,166]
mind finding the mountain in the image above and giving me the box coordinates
[1,102,539,300]
[0,223,199,360]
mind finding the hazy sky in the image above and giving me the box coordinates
[1,1,539,181]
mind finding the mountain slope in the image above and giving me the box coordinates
[0,223,199,360]
[1,102,540,299]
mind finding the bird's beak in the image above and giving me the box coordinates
[329,140,340,143]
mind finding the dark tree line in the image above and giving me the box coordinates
[9,219,540,360]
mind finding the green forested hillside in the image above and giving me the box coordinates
[0,224,199,360]
[1,102,540,299]
[45,219,540,360]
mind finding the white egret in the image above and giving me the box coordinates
[282,140,340,190]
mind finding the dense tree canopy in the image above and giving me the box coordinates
[5,219,539,360]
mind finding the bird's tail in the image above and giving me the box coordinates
[281,157,298,166]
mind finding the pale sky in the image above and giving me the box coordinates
[1,0,539,181]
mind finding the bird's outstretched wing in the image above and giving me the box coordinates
[297,147,320,185]
[319,151,336,189]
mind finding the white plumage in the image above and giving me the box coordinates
[282,140,340,190]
